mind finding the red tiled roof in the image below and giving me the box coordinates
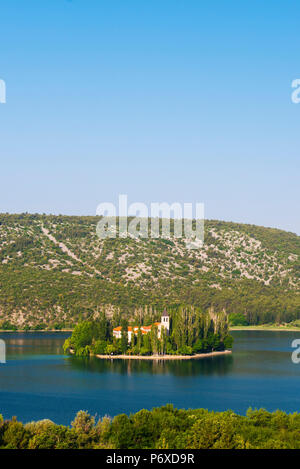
[114,320,164,334]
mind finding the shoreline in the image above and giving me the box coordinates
[93,350,232,360]
[230,326,300,332]
[0,329,73,333]
[2,326,300,334]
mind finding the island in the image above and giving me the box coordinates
[63,307,233,359]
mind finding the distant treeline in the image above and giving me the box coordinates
[1,406,300,449]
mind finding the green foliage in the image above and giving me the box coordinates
[91,340,107,355]
[229,313,249,326]
[71,322,99,351]
[63,337,72,354]
[105,343,118,355]
[178,345,193,355]
[192,339,205,354]
[71,411,95,433]
[0,321,17,331]
[120,318,129,354]
[2,406,300,449]
[223,335,234,349]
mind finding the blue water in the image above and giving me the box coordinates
[1,330,300,425]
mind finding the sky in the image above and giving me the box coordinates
[0,0,299,233]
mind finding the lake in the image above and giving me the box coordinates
[0,330,300,425]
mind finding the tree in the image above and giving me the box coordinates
[110,414,134,449]
[92,339,107,354]
[98,311,109,341]
[71,411,95,434]
[229,313,249,326]
[120,319,129,353]
[150,326,159,355]
[136,327,142,353]
[192,339,204,354]
[141,334,151,355]
[223,335,234,349]
[71,322,98,350]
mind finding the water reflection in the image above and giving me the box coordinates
[0,332,70,357]
[68,354,234,377]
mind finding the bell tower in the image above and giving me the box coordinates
[161,310,170,334]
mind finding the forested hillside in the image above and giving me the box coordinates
[0,213,299,328]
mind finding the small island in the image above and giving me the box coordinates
[63,307,233,359]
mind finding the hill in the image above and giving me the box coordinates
[0,213,299,328]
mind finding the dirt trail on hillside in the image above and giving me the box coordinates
[41,226,103,277]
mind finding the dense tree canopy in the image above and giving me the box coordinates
[1,406,300,449]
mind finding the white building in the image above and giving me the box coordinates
[113,311,170,343]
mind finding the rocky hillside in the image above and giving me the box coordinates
[0,213,299,328]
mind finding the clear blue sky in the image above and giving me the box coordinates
[0,0,299,233]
